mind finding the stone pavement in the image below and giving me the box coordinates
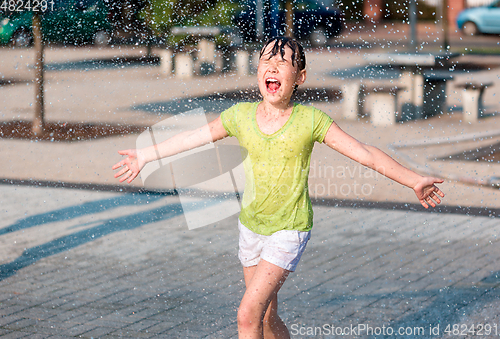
[0,184,499,338]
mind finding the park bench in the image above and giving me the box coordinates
[158,26,250,78]
[158,27,220,78]
[362,52,459,122]
[342,71,456,126]
[421,72,454,119]
[342,81,405,126]
[455,80,494,123]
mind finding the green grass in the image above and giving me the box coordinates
[450,46,500,55]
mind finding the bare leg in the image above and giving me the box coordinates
[238,261,290,339]
[243,266,290,338]
[262,293,289,339]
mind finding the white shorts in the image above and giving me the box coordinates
[238,220,311,272]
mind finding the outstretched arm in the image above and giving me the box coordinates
[323,122,445,208]
[112,116,229,183]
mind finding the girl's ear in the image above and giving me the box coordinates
[295,69,307,86]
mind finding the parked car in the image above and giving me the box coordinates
[0,0,112,47]
[457,0,500,36]
[234,0,343,46]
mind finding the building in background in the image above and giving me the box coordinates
[358,0,494,29]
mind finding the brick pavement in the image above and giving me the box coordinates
[0,184,499,338]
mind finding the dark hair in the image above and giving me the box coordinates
[260,37,306,72]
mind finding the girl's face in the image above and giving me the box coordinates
[257,43,306,107]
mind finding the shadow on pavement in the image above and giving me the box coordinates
[372,274,500,338]
[0,121,148,142]
[0,200,184,281]
[45,56,160,72]
[0,193,166,236]
[133,87,341,115]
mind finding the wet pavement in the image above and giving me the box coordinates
[1,185,500,338]
[1,22,500,338]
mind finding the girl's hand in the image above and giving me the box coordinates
[112,149,146,183]
[413,177,445,209]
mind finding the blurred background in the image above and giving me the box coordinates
[0,0,497,49]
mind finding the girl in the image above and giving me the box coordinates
[113,37,445,339]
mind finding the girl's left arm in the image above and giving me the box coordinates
[323,122,445,209]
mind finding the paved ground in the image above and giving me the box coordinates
[1,22,500,338]
[0,185,499,338]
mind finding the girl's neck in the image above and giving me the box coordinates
[260,100,294,117]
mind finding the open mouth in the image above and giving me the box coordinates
[266,78,281,93]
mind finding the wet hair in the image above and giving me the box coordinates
[259,37,306,72]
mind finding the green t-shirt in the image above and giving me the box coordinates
[220,102,333,236]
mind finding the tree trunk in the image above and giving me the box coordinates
[442,0,449,51]
[285,0,293,38]
[32,13,45,136]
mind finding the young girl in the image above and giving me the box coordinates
[113,37,445,339]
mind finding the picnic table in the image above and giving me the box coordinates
[159,26,248,77]
[366,52,460,119]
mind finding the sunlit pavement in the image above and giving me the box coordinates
[1,22,500,337]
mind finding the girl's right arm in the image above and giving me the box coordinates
[112,116,228,183]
